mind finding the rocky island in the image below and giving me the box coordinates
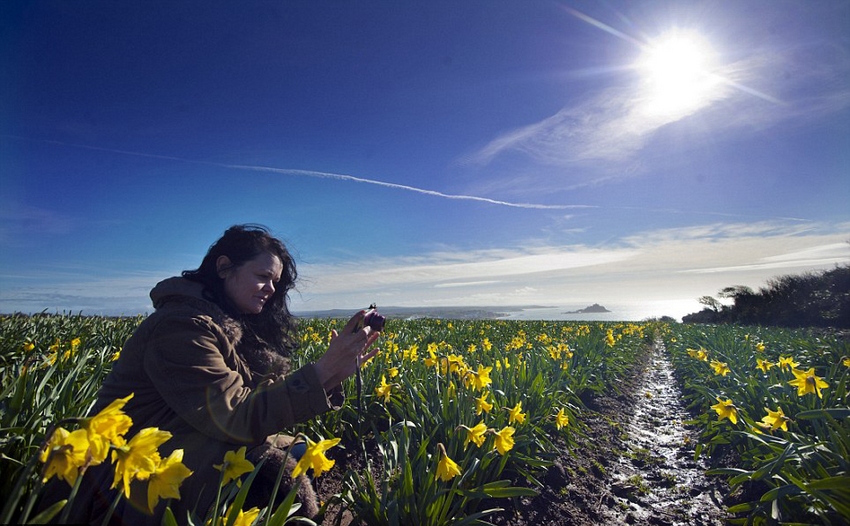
[565,303,611,314]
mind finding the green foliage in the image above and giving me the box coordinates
[683,264,850,328]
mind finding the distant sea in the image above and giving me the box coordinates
[500,304,678,322]
[297,300,699,323]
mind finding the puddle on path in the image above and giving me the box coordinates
[601,343,727,525]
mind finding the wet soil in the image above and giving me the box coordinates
[315,342,731,525]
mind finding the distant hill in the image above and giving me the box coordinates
[564,303,611,314]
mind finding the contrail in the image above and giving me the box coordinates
[2,135,807,221]
[225,163,590,210]
[3,135,591,211]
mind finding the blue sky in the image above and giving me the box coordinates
[1,1,848,320]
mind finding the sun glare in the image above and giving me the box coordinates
[636,30,721,117]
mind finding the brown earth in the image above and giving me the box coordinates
[312,343,732,525]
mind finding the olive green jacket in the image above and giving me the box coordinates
[54,277,340,524]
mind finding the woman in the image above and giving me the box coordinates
[45,224,381,524]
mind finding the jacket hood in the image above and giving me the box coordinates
[150,276,244,346]
[150,276,207,309]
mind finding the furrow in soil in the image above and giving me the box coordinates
[602,343,727,526]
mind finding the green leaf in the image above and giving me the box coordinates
[266,479,302,526]
[27,499,66,524]
[795,408,850,420]
[806,476,850,490]
[706,467,751,477]
[224,460,262,526]
[759,484,802,502]
[481,486,538,499]
[727,502,756,513]
[161,507,179,526]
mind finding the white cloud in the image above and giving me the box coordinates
[433,280,502,288]
[2,221,846,320]
[299,247,640,296]
[294,220,849,314]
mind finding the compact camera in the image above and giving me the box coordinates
[354,304,385,332]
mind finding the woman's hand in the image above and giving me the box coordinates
[314,310,381,391]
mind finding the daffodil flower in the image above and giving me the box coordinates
[375,375,392,403]
[39,427,91,485]
[213,446,254,487]
[467,365,492,391]
[710,397,738,424]
[757,407,790,433]
[216,504,261,526]
[111,427,172,498]
[85,393,134,463]
[231,507,261,526]
[554,408,570,430]
[492,426,515,455]
[435,443,461,482]
[402,344,418,361]
[446,354,466,374]
[756,358,774,374]
[146,448,193,512]
[508,402,526,425]
[687,348,708,361]
[777,356,799,372]
[474,392,493,415]
[291,437,341,478]
[463,421,488,449]
[709,359,731,377]
[788,368,829,398]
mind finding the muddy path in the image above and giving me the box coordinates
[599,342,728,525]
[488,342,730,526]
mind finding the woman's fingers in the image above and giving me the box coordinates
[359,347,380,366]
[343,310,367,334]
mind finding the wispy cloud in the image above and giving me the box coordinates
[0,204,76,242]
[300,246,640,295]
[680,241,850,274]
[465,81,731,166]
[433,280,502,288]
[295,220,849,311]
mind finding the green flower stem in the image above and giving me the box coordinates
[100,489,123,526]
[57,467,86,524]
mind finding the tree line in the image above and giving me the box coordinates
[682,264,850,328]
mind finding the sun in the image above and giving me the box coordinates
[636,30,722,117]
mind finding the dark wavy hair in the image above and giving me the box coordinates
[182,224,298,351]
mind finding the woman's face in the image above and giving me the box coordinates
[218,251,283,314]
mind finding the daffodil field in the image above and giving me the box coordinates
[664,325,849,524]
[1,313,848,525]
